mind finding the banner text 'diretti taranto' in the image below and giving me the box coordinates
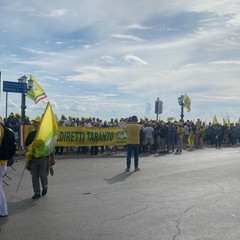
[57,126,127,146]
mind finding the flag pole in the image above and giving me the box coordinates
[16,166,26,193]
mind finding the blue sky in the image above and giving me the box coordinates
[0,0,240,123]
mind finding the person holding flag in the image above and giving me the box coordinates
[24,103,58,199]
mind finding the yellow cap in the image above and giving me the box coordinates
[32,116,42,122]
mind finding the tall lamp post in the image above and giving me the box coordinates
[178,95,184,121]
[17,75,33,124]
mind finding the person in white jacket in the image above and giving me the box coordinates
[0,123,8,217]
[143,123,155,153]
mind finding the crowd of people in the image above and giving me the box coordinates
[1,112,240,212]
[54,114,240,155]
[1,113,240,157]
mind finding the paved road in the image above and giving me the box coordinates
[1,147,240,240]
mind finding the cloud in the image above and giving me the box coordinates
[227,13,240,28]
[1,0,240,122]
[8,98,19,109]
[110,34,145,42]
[48,9,68,18]
[124,54,148,65]
[63,65,129,87]
[100,56,114,63]
[21,47,57,56]
[127,24,151,30]
[210,60,240,65]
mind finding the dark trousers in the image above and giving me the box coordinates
[55,146,64,154]
[30,157,49,194]
[215,136,222,148]
[91,146,98,155]
[126,144,140,169]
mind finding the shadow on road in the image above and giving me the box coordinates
[104,171,133,184]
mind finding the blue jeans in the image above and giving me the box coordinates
[126,144,140,169]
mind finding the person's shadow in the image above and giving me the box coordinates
[0,216,7,233]
[104,171,133,184]
[0,198,37,231]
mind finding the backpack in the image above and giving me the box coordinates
[0,123,17,160]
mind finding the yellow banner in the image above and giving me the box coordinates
[56,126,127,146]
[23,126,127,146]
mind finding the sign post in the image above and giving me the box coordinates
[3,81,27,93]
[5,92,8,122]
[154,97,163,120]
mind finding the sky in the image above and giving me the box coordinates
[0,0,240,123]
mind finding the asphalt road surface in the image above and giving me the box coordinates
[1,146,240,240]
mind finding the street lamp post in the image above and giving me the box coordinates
[17,75,33,124]
[178,95,184,121]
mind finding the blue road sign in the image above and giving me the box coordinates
[3,81,27,93]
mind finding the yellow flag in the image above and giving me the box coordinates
[26,102,58,161]
[212,115,218,125]
[167,117,174,122]
[227,115,231,127]
[188,130,195,150]
[26,75,47,104]
[183,93,191,112]
[223,117,226,125]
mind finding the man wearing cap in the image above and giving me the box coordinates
[5,113,19,130]
[123,115,142,172]
[25,116,55,199]
[5,113,20,143]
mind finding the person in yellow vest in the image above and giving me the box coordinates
[176,122,185,153]
[188,125,195,150]
[0,123,8,217]
[123,116,142,172]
